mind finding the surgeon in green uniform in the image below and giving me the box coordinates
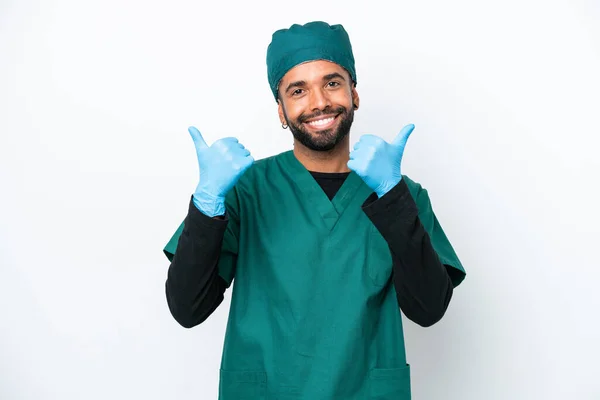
[163,21,466,399]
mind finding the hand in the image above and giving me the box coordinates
[347,124,415,198]
[188,126,254,216]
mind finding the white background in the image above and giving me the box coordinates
[1,0,599,399]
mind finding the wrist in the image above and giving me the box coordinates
[192,191,226,217]
[375,175,402,198]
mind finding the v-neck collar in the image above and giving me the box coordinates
[279,150,369,231]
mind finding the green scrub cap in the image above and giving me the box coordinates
[266,21,357,101]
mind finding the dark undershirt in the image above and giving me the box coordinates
[165,172,455,329]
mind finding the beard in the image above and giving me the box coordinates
[283,105,354,152]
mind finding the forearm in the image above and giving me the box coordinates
[362,180,453,327]
[165,196,228,328]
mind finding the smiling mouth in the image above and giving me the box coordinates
[304,115,338,130]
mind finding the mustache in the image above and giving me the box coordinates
[297,106,347,123]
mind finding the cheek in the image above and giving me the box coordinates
[284,102,307,121]
[331,91,353,109]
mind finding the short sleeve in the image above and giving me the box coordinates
[162,188,241,287]
[404,176,466,287]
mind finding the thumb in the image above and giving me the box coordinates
[188,126,208,149]
[392,124,415,148]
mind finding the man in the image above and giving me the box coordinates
[163,21,466,400]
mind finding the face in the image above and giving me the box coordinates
[277,60,360,152]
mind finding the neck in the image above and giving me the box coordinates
[292,135,351,173]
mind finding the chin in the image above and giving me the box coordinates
[306,132,347,151]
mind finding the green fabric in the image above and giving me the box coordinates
[401,175,466,287]
[266,21,357,101]
[163,150,465,399]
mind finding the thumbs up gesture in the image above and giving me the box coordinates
[188,126,254,216]
[347,124,415,198]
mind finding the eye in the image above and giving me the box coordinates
[327,81,341,88]
[291,88,304,96]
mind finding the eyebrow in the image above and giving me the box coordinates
[283,72,347,94]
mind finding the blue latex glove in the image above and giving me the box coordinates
[347,124,415,198]
[188,126,254,217]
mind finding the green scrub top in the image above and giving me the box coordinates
[164,150,465,400]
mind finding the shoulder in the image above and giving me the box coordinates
[224,152,285,205]
[236,152,282,188]
[401,174,425,198]
[401,174,435,212]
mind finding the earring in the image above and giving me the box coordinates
[282,123,288,129]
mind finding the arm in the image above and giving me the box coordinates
[164,126,252,328]
[362,179,453,327]
[165,197,230,328]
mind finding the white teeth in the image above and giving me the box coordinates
[307,117,334,126]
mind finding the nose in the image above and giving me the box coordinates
[308,87,331,111]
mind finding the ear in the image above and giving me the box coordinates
[351,85,360,110]
[277,100,286,124]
